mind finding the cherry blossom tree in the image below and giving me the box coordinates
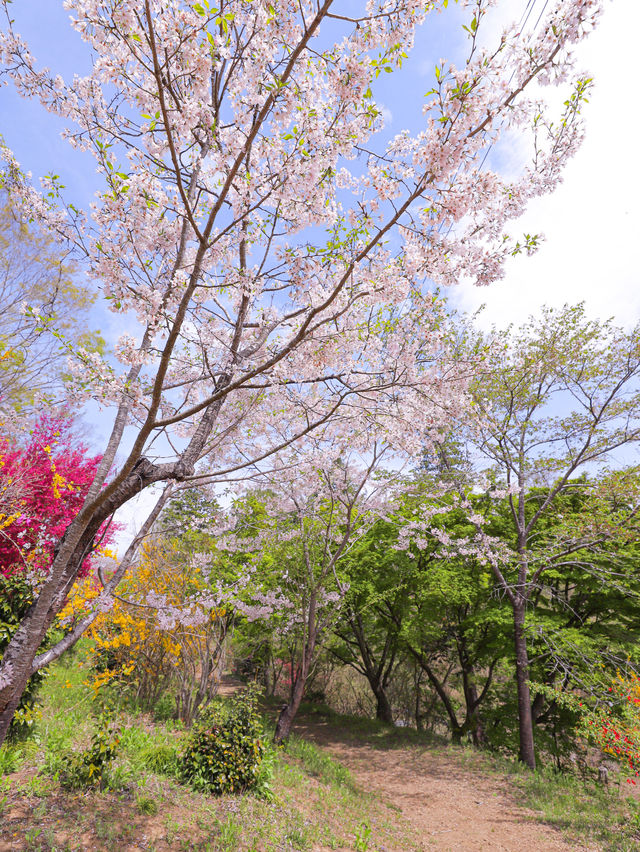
[221,435,401,743]
[0,0,603,743]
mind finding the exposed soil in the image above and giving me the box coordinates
[0,770,206,852]
[0,678,602,852]
[293,715,598,852]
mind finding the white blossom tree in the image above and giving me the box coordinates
[0,0,602,743]
[466,306,640,769]
[221,434,400,743]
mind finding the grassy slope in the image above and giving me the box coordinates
[295,701,640,852]
[1,655,640,851]
[0,655,417,852]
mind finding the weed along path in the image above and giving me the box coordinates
[293,713,594,852]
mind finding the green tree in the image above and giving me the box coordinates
[516,474,640,764]
[329,466,513,745]
[463,305,640,769]
[331,517,405,726]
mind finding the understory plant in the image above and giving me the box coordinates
[60,712,121,790]
[180,684,267,795]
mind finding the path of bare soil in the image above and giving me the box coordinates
[294,714,596,852]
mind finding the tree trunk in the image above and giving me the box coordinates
[470,721,484,747]
[513,602,536,769]
[274,590,318,744]
[461,674,486,748]
[0,392,223,745]
[457,634,488,748]
[342,609,397,727]
[414,666,423,731]
[274,669,307,744]
[374,688,394,725]
[409,648,461,744]
[0,459,173,745]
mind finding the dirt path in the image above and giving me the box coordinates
[294,715,595,852]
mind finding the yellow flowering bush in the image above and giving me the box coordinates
[64,538,232,723]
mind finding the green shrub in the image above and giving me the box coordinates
[114,722,183,777]
[151,691,176,722]
[61,713,120,790]
[0,742,23,775]
[136,794,159,815]
[141,741,181,776]
[181,685,266,795]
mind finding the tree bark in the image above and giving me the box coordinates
[457,633,491,748]
[513,601,536,769]
[374,687,394,725]
[273,670,307,744]
[465,682,486,748]
[409,648,462,743]
[0,460,184,745]
[273,591,318,744]
[0,516,104,743]
[340,609,396,726]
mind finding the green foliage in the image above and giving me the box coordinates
[0,741,25,775]
[180,685,268,795]
[61,713,121,790]
[332,479,511,742]
[284,734,355,790]
[501,477,640,763]
[354,821,372,852]
[507,759,640,851]
[108,721,184,778]
[140,741,182,776]
[135,794,159,815]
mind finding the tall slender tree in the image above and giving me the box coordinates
[463,306,640,768]
[0,192,102,413]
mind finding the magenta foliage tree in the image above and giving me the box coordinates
[0,416,106,580]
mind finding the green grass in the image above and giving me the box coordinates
[293,700,640,852]
[414,738,640,852]
[284,733,356,790]
[511,762,640,851]
[6,652,636,851]
[0,738,37,775]
[296,698,447,749]
[0,652,418,852]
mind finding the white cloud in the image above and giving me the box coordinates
[379,104,394,126]
[452,0,640,330]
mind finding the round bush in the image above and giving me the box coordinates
[181,685,265,795]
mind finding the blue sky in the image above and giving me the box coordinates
[3,0,637,337]
[2,0,638,541]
